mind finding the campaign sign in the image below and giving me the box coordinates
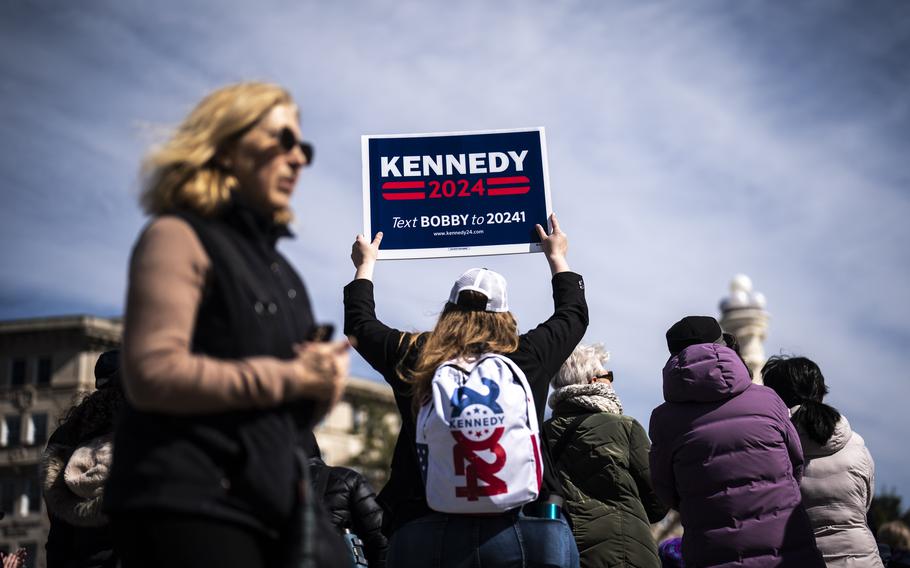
[361,128,552,259]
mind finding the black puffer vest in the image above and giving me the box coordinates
[105,200,317,535]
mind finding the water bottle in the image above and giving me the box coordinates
[524,494,564,519]
[540,494,564,519]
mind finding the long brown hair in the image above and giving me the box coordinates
[400,291,519,414]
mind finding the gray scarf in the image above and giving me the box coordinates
[548,382,623,415]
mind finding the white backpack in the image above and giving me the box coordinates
[416,354,543,514]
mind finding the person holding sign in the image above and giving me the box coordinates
[344,214,587,567]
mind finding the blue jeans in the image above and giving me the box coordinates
[386,511,579,568]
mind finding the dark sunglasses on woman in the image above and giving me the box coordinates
[593,371,614,382]
[275,127,314,164]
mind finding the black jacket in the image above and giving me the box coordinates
[106,200,318,535]
[309,458,388,568]
[343,272,588,535]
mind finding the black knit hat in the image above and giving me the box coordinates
[666,316,724,356]
[94,350,121,390]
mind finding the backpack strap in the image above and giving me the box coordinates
[475,354,535,426]
[473,354,527,392]
[482,353,522,376]
[547,415,591,463]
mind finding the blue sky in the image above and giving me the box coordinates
[1,1,908,499]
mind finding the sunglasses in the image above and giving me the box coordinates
[267,127,314,164]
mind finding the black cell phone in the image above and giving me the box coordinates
[306,323,335,342]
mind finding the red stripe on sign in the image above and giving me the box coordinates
[382,192,426,200]
[487,186,530,196]
[486,176,530,185]
[382,181,426,189]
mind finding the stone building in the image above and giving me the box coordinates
[0,314,397,568]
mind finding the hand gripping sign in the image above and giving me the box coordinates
[361,128,553,259]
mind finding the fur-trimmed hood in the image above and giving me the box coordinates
[40,434,112,527]
[548,382,623,415]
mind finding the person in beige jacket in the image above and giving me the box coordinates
[763,356,883,568]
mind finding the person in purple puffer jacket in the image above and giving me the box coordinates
[649,316,824,568]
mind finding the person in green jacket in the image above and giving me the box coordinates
[544,343,668,568]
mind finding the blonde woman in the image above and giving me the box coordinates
[104,82,349,567]
[344,214,588,567]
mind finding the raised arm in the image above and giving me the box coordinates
[123,217,347,414]
[344,232,413,388]
[352,232,383,282]
[519,213,589,380]
[535,213,570,275]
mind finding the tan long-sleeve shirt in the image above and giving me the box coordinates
[122,216,309,414]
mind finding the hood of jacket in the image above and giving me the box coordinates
[64,434,113,500]
[662,343,752,403]
[40,434,112,527]
[790,406,853,458]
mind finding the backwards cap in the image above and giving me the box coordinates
[448,268,509,312]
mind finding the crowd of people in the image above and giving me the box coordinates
[34,81,905,568]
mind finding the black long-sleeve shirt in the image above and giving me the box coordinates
[343,272,589,535]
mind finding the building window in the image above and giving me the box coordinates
[36,357,52,386]
[0,479,15,516]
[0,472,42,521]
[2,416,21,448]
[23,475,41,514]
[25,414,48,446]
[10,358,27,387]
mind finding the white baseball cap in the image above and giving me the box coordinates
[448,268,509,312]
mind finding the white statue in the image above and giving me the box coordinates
[719,274,770,384]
